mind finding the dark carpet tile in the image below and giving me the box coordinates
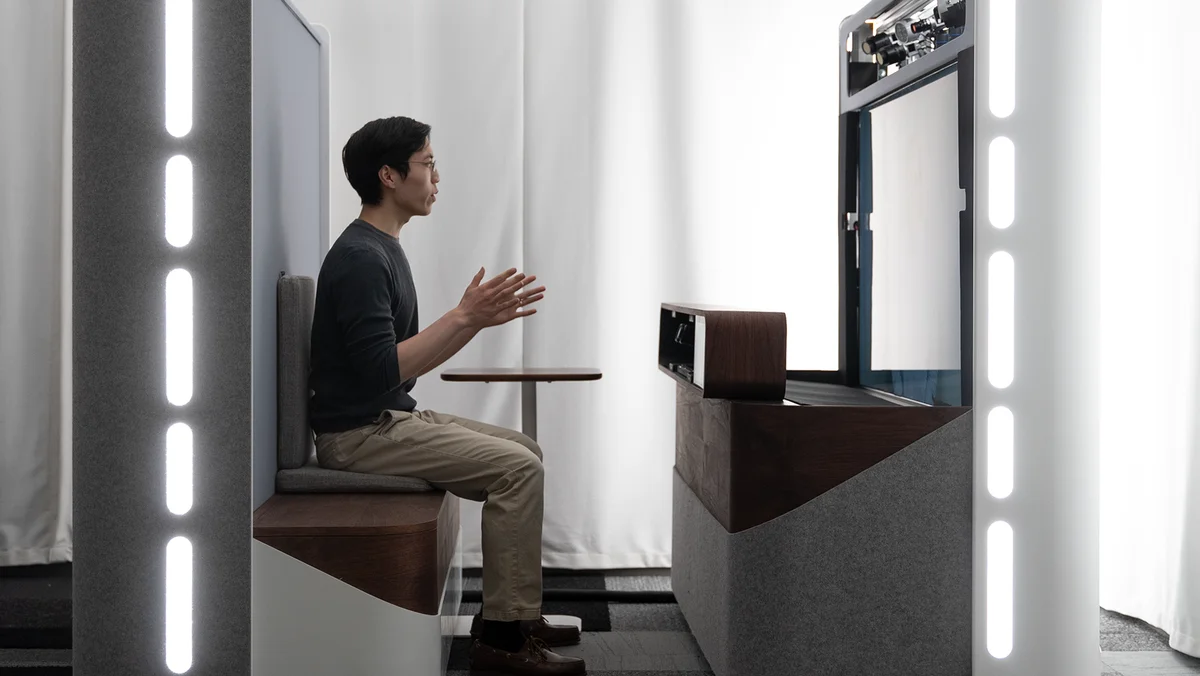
[542,600,610,632]
[448,637,474,671]
[544,574,607,590]
[0,629,71,650]
[0,564,71,580]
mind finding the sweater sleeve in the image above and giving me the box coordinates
[332,250,403,395]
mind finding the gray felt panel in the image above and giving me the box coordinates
[251,0,325,507]
[673,412,973,676]
[74,0,253,673]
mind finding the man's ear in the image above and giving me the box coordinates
[378,164,397,190]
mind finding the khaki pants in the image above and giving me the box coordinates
[315,409,544,621]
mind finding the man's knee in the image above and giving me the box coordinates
[488,443,543,496]
[522,436,543,462]
[495,439,543,474]
[507,430,543,463]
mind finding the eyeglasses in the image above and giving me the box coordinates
[407,159,437,173]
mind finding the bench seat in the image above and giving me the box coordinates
[251,274,462,676]
[251,489,462,676]
[276,457,435,494]
[253,490,459,615]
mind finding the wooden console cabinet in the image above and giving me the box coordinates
[660,302,972,676]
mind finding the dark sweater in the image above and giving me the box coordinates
[309,219,420,434]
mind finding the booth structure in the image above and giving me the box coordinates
[660,0,979,672]
[661,0,1105,674]
[73,0,466,673]
[69,0,1104,674]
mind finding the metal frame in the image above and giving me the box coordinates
[829,3,976,408]
[839,0,977,115]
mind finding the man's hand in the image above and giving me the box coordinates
[456,267,545,328]
[480,276,545,328]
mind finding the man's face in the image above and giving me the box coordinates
[381,139,439,216]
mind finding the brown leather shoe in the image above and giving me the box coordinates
[469,637,586,675]
[520,617,582,647]
[470,614,582,648]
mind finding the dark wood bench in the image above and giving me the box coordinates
[253,491,459,615]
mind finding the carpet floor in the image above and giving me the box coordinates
[3,564,1199,675]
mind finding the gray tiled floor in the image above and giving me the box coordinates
[452,570,1200,676]
[0,649,71,668]
[4,566,1197,675]
[609,603,692,632]
[603,570,674,593]
[1103,651,1200,675]
[451,672,712,676]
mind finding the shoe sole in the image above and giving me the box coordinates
[469,634,582,648]
[469,669,587,676]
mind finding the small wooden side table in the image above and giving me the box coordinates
[440,367,604,635]
[440,368,603,442]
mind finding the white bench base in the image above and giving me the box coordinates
[252,534,463,676]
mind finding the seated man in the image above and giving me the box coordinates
[309,115,586,676]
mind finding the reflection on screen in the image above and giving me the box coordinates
[859,68,964,405]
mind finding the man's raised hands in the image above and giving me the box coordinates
[457,267,546,329]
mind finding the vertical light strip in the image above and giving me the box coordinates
[988,252,1015,388]
[987,521,1014,658]
[989,0,1015,118]
[987,407,1014,498]
[165,0,192,137]
[166,536,193,673]
[166,156,193,247]
[986,0,1017,668]
[166,423,193,515]
[988,137,1015,229]
[165,0,195,672]
[166,269,193,406]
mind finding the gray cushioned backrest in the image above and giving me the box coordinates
[277,274,315,470]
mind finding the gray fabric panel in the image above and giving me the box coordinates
[276,275,315,470]
[74,0,253,673]
[672,474,732,676]
[276,460,434,493]
[673,412,973,676]
[252,0,324,507]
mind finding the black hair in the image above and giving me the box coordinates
[341,116,432,205]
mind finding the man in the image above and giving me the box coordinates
[309,116,587,675]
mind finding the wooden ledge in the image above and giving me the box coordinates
[253,492,446,537]
[253,491,460,616]
[441,367,602,383]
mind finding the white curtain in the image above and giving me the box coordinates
[1099,0,1200,658]
[289,0,866,568]
[0,0,72,567]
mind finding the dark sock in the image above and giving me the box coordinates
[480,619,525,653]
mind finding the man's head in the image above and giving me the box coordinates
[342,116,439,218]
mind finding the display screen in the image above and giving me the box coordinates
[857,66,965,405]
